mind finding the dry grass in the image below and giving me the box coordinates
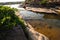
[26,20,60,40]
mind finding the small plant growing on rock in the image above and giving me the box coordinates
[0,6,24,31]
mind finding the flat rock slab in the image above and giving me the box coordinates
[0,25,27,40]
[26,7,57,14]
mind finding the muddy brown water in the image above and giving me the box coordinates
[20,10,60,40]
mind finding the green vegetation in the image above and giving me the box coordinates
[0,6,24,31]
[25,0,47,4]
[40,0,47,4]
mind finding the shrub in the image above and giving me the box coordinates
[0,6,24,31]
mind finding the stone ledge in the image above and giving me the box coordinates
[24,21,49,40]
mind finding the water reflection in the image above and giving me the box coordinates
[43,13,60,20]
[20,9,60,27]
[20,10,44,19]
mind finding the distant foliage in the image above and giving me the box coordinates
[25,0,47,5]
[0,6,24,31]
[40,0,47,4]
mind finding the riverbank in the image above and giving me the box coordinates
[25,7,60,15]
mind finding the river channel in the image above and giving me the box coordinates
[3,4,60,40]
